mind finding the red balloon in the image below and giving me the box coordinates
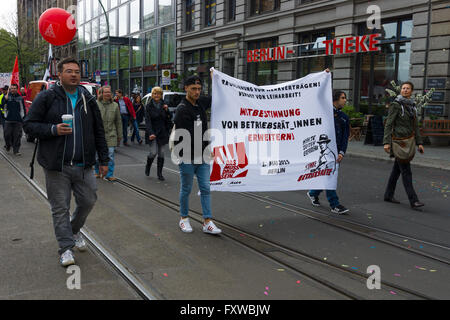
[38,8,77,46]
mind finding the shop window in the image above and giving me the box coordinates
[247,38,278,86]
[204,0,216,27]
[185,0,195,32]
[161,26,175,63]
[356,17,413,112]
[297,29,334,78]
[119,45,129,69]
[145,30,158,66]
[250,0,279,16]
[132,36,143,68]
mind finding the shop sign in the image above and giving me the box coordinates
[427,78,447,89]
[247,46,294,63]
[323,34,381,55]
[144,65,157,72]
[431,91,445,102]
[246,33,381,63]
[425,105,445,116]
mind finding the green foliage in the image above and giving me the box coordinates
[0,29,18,73]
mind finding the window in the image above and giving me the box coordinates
[159,0,173,25]
[250,0,279,16]
[85,22,91,45]
[297,29,334,78]
[78,0,85,25]
[161,26,175,63]
[131,36,143,67]
[109,10,117,37]
[78,25,85,50]
[185,0,195,32]
[92,18,99,43]
[111,46,119,70]
[86,0,91,21]
[130,0,140,33]
[204,0,216,27]
[227,0,236,22]
[247,39,278,85]
[110,0,118,9]
[92,0,99,18]
[184,48,215,94]
[101,46,108,70]
[99,14,108,38]
[118,5,128,36]
[119,45,129,69]
[143,0,155,28]
[356,18,413,111]
[145,30,158,65]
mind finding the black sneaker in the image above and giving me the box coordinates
[4,146,10,152]
[307,192,321,207]
[331,205,349,214]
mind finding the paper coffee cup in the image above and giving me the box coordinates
[62,114,73,128]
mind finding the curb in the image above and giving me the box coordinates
[346,151,450,172]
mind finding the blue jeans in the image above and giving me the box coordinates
[130,119,142,142]
[309,189,340,208]
[179,162,212,219]
[121,114,129,143]
[95,147,115,178]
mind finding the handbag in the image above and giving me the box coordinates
[391,115,416,163]
[391,134,416,163]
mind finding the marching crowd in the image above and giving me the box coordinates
[0,57,426,267]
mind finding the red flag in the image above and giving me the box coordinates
[10,56,19,86]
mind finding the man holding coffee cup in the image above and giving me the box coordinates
[24,57,109,267]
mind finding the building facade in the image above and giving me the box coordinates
[176,0,450,118]
[17,0,78,80]
[77,0,176,95]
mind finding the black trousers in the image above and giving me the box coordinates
[384,159,419,205]
[4,121,23,153]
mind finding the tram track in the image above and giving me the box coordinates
[115,177,435,300]
[160,166,450,265]
[0,150,158,300]
[115,148,450,261]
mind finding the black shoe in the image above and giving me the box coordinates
[145,156,155,176]
[331,205,349,214]
[4,145,10,152]
[307,192,320,207]
[384,197,400,204]
[157,157,165,181]
[411,201,424,209]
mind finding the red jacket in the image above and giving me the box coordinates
[115,96,136,119]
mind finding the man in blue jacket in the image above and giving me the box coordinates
[3,84,26,155]
[307,89,350,214]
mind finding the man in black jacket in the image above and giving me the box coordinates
[3,84,26,155]
[24,57,109,267]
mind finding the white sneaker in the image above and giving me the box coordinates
[179,218,193,233]
[60,249,75,267]
[74,232,87,252]
[203,220,222,235]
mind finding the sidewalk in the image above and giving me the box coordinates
[0,155,140,300]
[346,140,450,171]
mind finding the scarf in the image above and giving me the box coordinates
[395,95,417,119]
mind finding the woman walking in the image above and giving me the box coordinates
[131,94,144,143]
[144,87,171,180]
[383,81,425,209]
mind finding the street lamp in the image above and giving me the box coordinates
[97,0,110,85]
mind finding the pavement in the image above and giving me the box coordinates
[346,140,450,172]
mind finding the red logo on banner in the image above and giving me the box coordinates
[210,142,249,182]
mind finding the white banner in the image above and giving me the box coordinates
[209,69,338,192]
[0,73,11,88]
